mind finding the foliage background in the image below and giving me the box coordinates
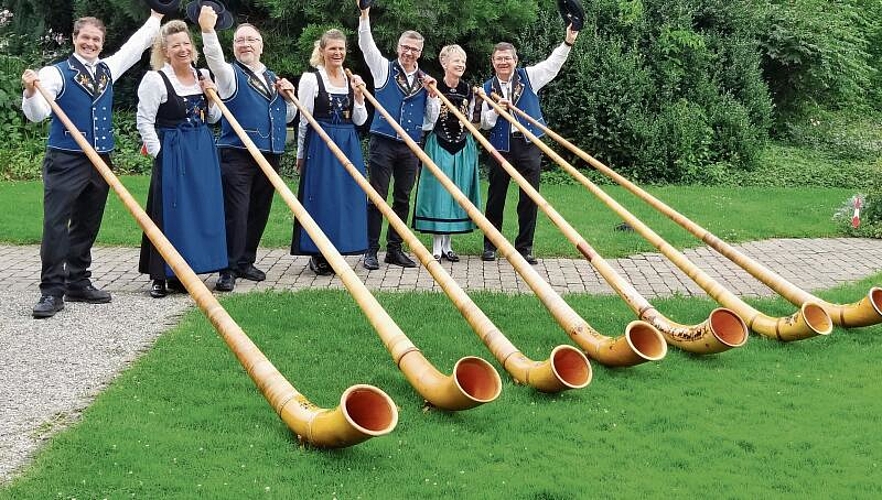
[1,0,880,187]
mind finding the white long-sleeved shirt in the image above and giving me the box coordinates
[296,68,368,160]
[136,65,221,158]
[22,16,161,122]
[357,17,437,129]
[200,30,297,123]
[480,43,572,130]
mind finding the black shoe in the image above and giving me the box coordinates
[235,264,266,282]
[32,295,64,319]
[363,253,380,270]
[65,284,112,304]
[520,252,538,265]
[150,280,168,298]
[384,248,416,268]
[167,278,186,293]
[481,250,496,262]
[215,271,236,292]
[309,256,334,276]
[433,254,441,262]
[441,250,460,262]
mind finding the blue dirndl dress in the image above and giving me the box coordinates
[139,72,228,279]
[291,73,368,256]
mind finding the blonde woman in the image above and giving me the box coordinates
[290,29,369,275]
[412,44,480,262]
[136,20,227,297]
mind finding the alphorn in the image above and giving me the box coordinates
[443,88,748,354]
[204,87,501,410]
[350,73,666,367]
[285,83,590,392]
[499,103,882,329]
[481,90,833,341]
[33,82,397,448]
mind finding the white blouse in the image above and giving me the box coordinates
[136,64,221,158]
[296,67,368,160]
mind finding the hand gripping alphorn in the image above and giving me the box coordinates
[290,80,590,392]
[480,90,833,341]
[497,101,882,329]
[203,87,500,410]
[351,74,666,367]
[447,87,747,353]
[33,82,397,448]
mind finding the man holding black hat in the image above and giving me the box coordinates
[479,23,579,265]
[20,6,165,319]
[198,5,297,292]
[357,1,437,270]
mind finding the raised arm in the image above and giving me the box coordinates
[524,25,578,92]
[199,6,236,99]
[357,9,389,85]
[103,11,163,81]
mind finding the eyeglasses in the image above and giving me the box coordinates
[399,44,422,54]
[234,37,262,45]
[493,55,515,62]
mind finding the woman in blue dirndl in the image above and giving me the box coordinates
[291,29,369,275]
[412,44,481,262]
[136,20,227,297]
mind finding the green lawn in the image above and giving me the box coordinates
[2,275,880,498]
[0,176,855,258]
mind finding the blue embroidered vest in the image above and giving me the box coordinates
[483,67,546,152]
[369,61,427,142]
[47,56,114,153]
[217,62,288,154]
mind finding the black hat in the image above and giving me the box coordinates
[358,0,374,9]
[144,0,181,15]
[185,0,234,31]
[556,0,585,31]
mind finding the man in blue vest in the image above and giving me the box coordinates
[357,2,437,270]
[21,9,164,319]
[480,25,579,264]
[199,7,297,292]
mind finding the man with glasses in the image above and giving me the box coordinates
[480,25,579,265]
[199,7,297,291]
[357,2,437,270]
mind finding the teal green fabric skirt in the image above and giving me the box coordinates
[412,133,481,234]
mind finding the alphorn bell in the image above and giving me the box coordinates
[32,82,397,448]
[291,79,590,392]
[442,87,748,354]
[203,87,501,410]
[500,103,882,329]
[480,90,833,341]
[350,73,666,366]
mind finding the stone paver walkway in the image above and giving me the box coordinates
[1,237,881,298]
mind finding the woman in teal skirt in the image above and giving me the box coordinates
[412,44,480,262]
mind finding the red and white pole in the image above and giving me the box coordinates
[852,196,863,228]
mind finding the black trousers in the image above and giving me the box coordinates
[483,137,542,254]
[366,134,419,253]
[219,148,279,271]
[39,149,111,297]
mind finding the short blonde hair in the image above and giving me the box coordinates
[150,20,198,71]
[439,44,467,66]
[309,29,347,69]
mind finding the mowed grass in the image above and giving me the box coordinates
[0,176,855,258]
[2,275,880,498]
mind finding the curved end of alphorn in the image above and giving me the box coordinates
[824,287,882,328]
[515,345,593,393]
[450,356,504,408]
[279,384,398,448]
[625,320,668,363]
[657,308,749,354]
[586,321,667,367]
[765,302,833,341]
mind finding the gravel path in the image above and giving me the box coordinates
[0,292,191,483]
